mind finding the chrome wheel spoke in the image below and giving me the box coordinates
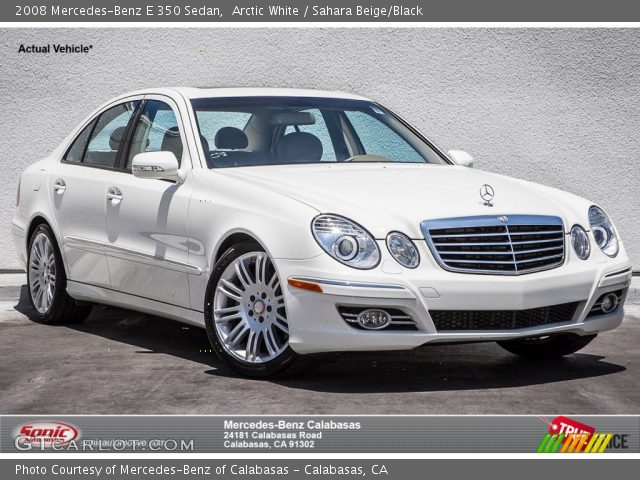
[263,328,278,357]
[214,306,242,323]
[274,314,289,334]
[226,322,249,349]
[213,251,289,364]
[216,283,242,302]
[245,331,259,361]
[220,278,244,296]
[255,253,267,285]
[234,258,253,289]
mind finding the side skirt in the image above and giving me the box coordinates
[66,280,205,328]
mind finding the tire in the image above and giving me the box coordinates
[497,333,597,358]
[204,240,309,378]
[27,223,92,324]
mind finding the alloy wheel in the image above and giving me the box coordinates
[28,232,57,314]
[213,252,289,363]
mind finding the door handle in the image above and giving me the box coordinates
[53,179,66,193]
[106,186,123,202]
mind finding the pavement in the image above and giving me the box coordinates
[1,273,638,415]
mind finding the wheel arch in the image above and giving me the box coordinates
[212,229,268,265]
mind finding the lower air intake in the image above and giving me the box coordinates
[429,302,580,331]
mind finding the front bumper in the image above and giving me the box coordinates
[278,241,633,354]
[10,217,27,270]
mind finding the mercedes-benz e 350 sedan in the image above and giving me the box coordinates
[12,88,633,376]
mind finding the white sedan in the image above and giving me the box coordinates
[11,88,633,377]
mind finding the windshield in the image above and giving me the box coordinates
[190,97,448,168]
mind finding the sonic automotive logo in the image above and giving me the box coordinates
[14,421,80,448]
[537,416,628,453]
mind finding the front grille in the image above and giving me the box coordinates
[430,301,579,331]
[421,215,565,275]
[338,307,418,330]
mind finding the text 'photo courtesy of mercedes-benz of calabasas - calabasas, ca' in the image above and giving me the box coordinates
[11,87,632,377]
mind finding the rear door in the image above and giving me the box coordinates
[53,100,140,287]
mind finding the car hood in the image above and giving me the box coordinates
[216,164,592,239]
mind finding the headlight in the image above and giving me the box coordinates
[571,225,590,260]
[386,232,420,268]
[589,206,619,257]
[312,214,380,269]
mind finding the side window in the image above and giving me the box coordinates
[284,109,336,161]
[63,119,96,163]
[344,111,424,163]
[127,100,183,169]
[84,101,139,168]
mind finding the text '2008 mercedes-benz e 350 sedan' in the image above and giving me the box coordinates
[11,87,633,377]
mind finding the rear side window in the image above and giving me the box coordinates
[83,101,139,168]
[63,119,96,163]
[126,100,183,169]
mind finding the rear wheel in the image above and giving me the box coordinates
[27,224,92,324]
[497,333,597,358]
[204,240,307,377]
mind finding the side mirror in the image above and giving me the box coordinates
[448,150,474,168]
[131,151,182,182]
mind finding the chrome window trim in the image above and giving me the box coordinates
[420,214,566,276]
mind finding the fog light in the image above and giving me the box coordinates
[600,293,619,314]
[357,309,392,330]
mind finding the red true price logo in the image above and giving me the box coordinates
[548,416,596,440]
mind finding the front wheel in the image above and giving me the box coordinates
[497,333,597,358]
[204,241,306,377]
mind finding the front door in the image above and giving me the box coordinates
[104,98,193,308]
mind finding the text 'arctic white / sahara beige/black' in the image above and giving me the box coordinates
[11,88,633,377]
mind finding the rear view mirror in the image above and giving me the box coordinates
[131,151,182,182]
[269,111,316,126]
[448,150,474,168]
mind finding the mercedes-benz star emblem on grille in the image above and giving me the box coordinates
[479,184,495,206]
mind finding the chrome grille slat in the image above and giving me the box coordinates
[511,238,565,245]
[439,245,563,256]
[421,215,566,276]
[430,232,508,238]
[441,258,516,265]
[515,253,564,264]
[433,241,511,247]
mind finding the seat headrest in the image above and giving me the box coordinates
[215,127,248,150]
[109,126,127,151]
[161,126,183,161]
[276,132,323,164]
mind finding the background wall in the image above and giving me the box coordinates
[1,28,638,269]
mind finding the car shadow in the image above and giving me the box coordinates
[13,285,627,394]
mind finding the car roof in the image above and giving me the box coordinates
[120,87,372,102]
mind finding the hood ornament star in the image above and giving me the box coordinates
[479,184,495,207]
